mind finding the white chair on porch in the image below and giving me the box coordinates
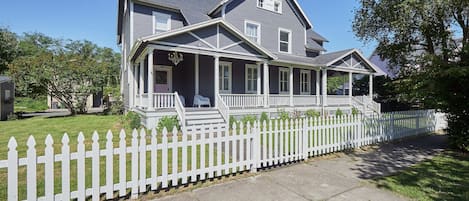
[193,94,211,107]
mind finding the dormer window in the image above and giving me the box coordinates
[153,11,171,34]
[258,0,264,7]
[257,0,282,14]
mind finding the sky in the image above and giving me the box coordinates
[0,0,377,57]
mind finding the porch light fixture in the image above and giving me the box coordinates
[168,51,184,66]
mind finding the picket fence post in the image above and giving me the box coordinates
[105,131,114,199]
[8,137,18,201]
[61,134,70,201]
[44,135,54,201]
[27,136,37,201]
[131,129,139,199]
[119,129,127,196]
[77,133,85,201]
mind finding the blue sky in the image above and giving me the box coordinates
[0,0,377,56]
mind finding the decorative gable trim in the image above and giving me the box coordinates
[325,49,386,75]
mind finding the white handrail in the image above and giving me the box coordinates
[216,94,229,124]
[220,94,264,108]
[174,92,186,128]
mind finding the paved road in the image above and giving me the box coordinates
[152,134,448,201]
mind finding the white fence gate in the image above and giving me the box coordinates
[0,110,436,201]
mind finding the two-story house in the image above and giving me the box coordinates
[117,0,384,128]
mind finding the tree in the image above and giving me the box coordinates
[9,36,120,115]
[0,28,18,74]
[353,0,469,151]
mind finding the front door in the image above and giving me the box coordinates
[154,66,172,93]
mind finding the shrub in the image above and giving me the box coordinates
[229,116,238,127]
[335,108,344,117]
[241,115,258,126]
[351,107,360,116]
[123,111,141,129]
[260,112,269,123]
[291,110,302,119]
[14,96,48,112]
[278,109,290,121]
[157,116,180,132]
[305,109,320,118]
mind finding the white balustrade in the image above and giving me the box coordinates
[221,94,264,108]
[328,95,350,106]
[153,93,175,109]
[269,95,290,106]
[293,95,318,106]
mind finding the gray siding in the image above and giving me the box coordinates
[133,3,186,41]
[224,0,307,57]
[199,55,215,104]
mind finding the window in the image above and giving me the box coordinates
[258,0,264,7]
[245,21,261,44]
[257,0,282,13]
[245,64,258,93]
[153,12,171,34]
[300,70,311,94]
[219,61,232,93]
[279,28,291,53]
[274,1,280,12]
[279,68,289,93]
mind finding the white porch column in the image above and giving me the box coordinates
[214,55,220,107]
[139,61,144,107]
[128,63,134,108]
[289,66,294,106]
[315,69,320,106]
[147,49,154,109]
[321,68,328,106]
[195,54,199,95]
[369,73,373,99]
[256,63,261,95]
[349,72,353,105]
[133,64,138,108]
[263,61,269,108]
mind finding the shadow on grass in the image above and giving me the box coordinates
[346,134,448,180]
[376,151,469,201]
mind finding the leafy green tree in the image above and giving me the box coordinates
[0,27,18,74]
[353,0,469,151]
[9,35,120,115]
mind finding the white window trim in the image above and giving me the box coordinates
[152,11,171,34]
[245,64,258,94]
[300,70,311,95]
[219,61,232,94]
[244,20,261,44]
[279,67,289,94]
[257,0,282,14]
[278,28,292,54]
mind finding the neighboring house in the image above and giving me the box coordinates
[47,92,103,110]
[0,76,14,121]
[117,0,384,128]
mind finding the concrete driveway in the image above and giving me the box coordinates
[152,134,447,201]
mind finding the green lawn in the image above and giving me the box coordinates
[14,97,49,113]
[0,115,221,200]
[377,151,469,201]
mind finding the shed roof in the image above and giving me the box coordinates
[0,76,12,83]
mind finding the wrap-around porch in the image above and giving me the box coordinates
[128,49,378,115]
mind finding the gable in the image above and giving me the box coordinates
[135,19,276,60]
[329,52,378,72]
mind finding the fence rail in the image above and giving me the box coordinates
[1,110,437,201]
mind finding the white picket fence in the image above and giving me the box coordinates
[0,110,436,201]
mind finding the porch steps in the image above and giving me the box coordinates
[185,108,226,126]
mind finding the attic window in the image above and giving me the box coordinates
[153,11,171,34]
[257,0,282,14]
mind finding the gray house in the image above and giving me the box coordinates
[117,0,384,128]
[0,76,14,121]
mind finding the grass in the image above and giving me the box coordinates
[0,115,223,200]
[14,96,48,113]
[377,151,469,201]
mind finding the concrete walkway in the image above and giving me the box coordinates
[152,134,447,201]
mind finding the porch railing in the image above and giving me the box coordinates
[328,95,350,106]
[174,92,186,128]
[216,94,229,123]
[293,95,318,106]
[153,93,175,108]
[269,95,291,106]
[220,94,264,108]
